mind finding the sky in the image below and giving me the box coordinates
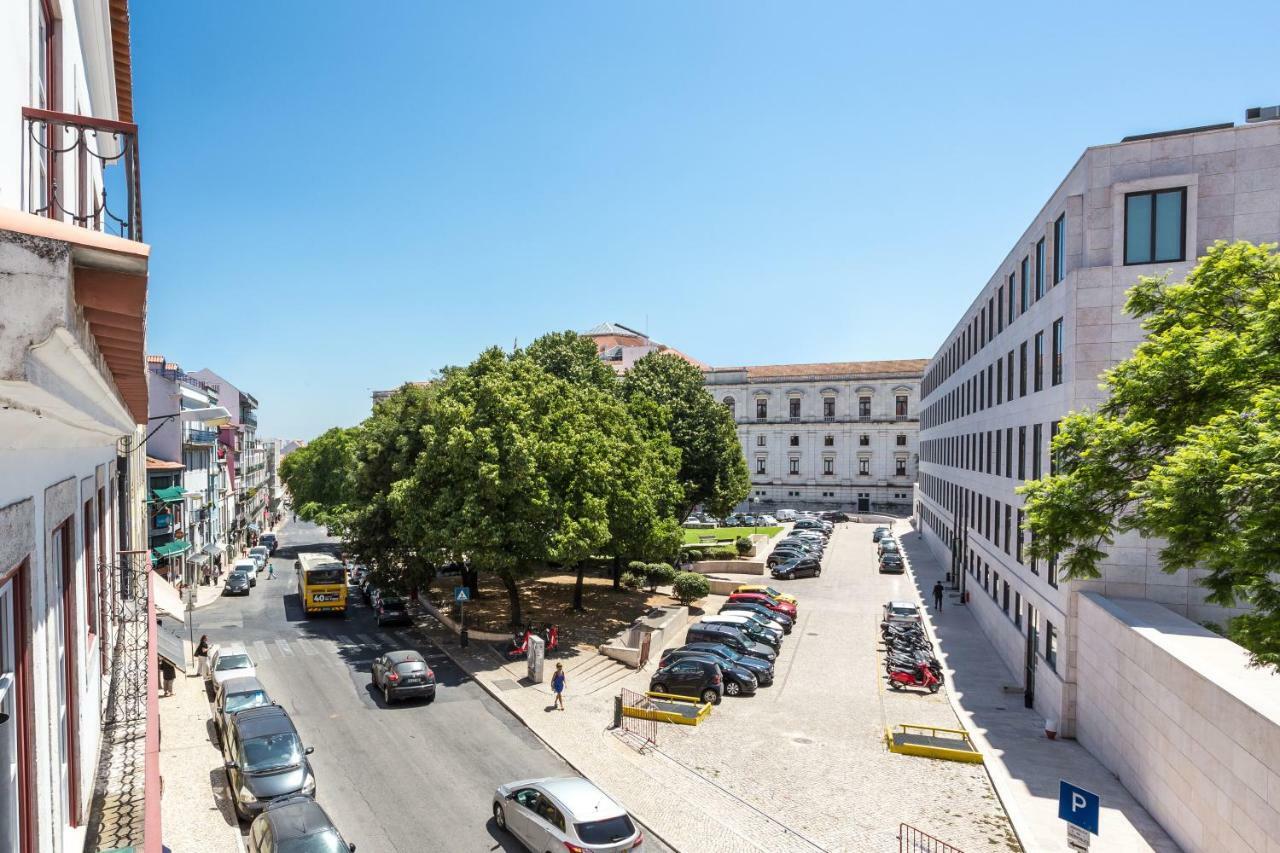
[133,1,1280,440]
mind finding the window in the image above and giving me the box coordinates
[988,296,995,341]
[859,458,870,476]
[996,358,1003,404]
[823,397,835,420]
[1018,342,1027,397]
[896,433,906,447]
[895,458,906,477]
[757,435,766,447]
[859,397,871,419]
[1049,420,1061,475]
[722,397,735,418]
[1124,188,1186,265]
[756,457,767,475]
[1002,580,1010,613]
[1034,331,1044,392]
[789,435,800,447]
[1007,272,1016,324]
[1035,238,1045,300]
[824,434,834,447]
[1045,621,1058,671]
[859,434,870,447]
[756,398,767,420]
[823,458,834,476]
[1032,423,1043,480]
[1016,509,1025,563]
[1004,505,1012,554]
[896,395,908,418]
[1048,553,1059,588]
[1020,256,1029,313]
[1006,351,1014,401]
[789,458,800,476]
[1017,427,1026,479]
[1053,214,1066,284]
[993,500,1001,545]
[992,570,1000,601]
[1005,428,1013,479]
[1014,592,1022,629]
[997,286,1005,332]
[789,398,801,421]
[980,307,987,347]
[1051,318,1064,386]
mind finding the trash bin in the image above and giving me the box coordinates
[460,627,469,648]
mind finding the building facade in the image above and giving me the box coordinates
[705,360,927,513]
[190,369,270,555]
[915,112,1280,735]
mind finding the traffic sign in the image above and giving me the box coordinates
[454,586,470,603]
[1067,824,1091,850]
[1059,780,1099,835]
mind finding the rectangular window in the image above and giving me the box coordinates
[1016,509,1025,564]
[789,458,800,476]
[1125,188,1186,265]
[756,457,767,475]
[1006,351,1014,401]
[992,570,1000,601]
[988,296,995,340]
[993,500,1001,546]
[1032,423,1043,480]
[980,307,987,347]
[997,286,1005,332]
[1018,342,1028,397]
[1020,257,1029,313]
[1035,238,1045,300]
[859,458,870,476]
[1048,553,1059,588]
[1018,426,1026,480]
[1049,420,1061,475]
[859,434,869,447]
[1034,331,1044,392]
[1002,581,1010,613]
[896,395,908,418]
[823,458,834,476]
[1005,427,1013,479]
[896,434,906,446]
[789,435,800,447]
[1004,504,1012,553]
[1046,621,1058,671]
[895,458,906,477]
[824,435,834,447]
[757,435,766,446]
[859,397,871,419]
[1007,273,1016,324]
[756,399,767,420]
[823,397,835,420]
[1053,214,1066,284]
[789,398,801,421]
[996,358,1003,405]
[1052,318,1064,386]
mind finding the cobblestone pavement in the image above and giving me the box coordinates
[425,522,1020,853]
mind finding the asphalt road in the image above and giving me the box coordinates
[187,519,657,852]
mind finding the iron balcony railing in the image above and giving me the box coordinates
[184,427,218,446]
[21,107,142,241]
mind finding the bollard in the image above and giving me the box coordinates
[460,627,469,648]
[612,695,623,729]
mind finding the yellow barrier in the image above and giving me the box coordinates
[885,723,984,763]
[622,692,713,726]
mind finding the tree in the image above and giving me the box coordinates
[672,572,710,606]
[278,426,358,534]
[525,330,619,394]
[621,352,750,520]
[1022,241,1280,666]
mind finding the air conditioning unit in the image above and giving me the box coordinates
[1245,105,1280,123]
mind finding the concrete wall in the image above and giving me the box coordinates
[1075,594,1280,852]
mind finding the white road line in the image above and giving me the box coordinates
[252,640,271,663]
[275,638,294,656]
[355,633,376,646]
[294,638,319,656]
[333,634,353,647]
[390,631,414,647]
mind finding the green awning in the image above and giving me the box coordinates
[152,540,191,560]
[151,486,185,503]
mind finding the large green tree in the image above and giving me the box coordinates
[525,330,619,393]
[278,426,359,534]
[1022,241,1280,665]
[621,352,750,520]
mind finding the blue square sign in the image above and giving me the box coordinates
[1059,780,1099,835]
[454,586,470,603]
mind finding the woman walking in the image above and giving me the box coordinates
[195,635,210,678]
[551,662,566,710]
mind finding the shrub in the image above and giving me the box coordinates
[620,571,644,591]
[734,536,752,556]
[627,560,648,575]
[644,562,677,591]
[708,545,738,561]
[681,548,704,563]
[672,572,711,605]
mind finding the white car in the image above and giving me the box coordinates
[248,545,270,569]
[775,509,797,521]
[700,613,784,644]
[207,643,257,688]
[882,600,922,624]
[232,558,258,587]
[756,514,779,525]
[494,776,644,852]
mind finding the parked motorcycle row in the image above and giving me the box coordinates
[881,614,945,694]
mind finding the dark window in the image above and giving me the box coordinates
[1006,351,1015,401]
[859,458,870,476]
[993,500,1001,546]
[1124,187,1186,265]
[980,307,987,347]
[789,458,800,476]
[824,434,834,447]
[756,458,766,474]
[1015,592,1023,629]
[1048,553,1059,588]
[823,397,835,420]
[895,458,906,477]
[1049,420,1061,475]
[1035,238,1045,300]
[1020,256,1029,313]
[896,395,908,418]
[1007,273,1016,324]
[1017,426,1026,480]
[1046,621,1058,670]
[859,397,871,419]
[1016,509,1025,564]
[992,570,1000,601]
[756,399,767,420]
[1052,318,1064,386]
[988,296,995,340]
[859,434,869,447]
[997,286,1005,332]
[722,397,735,418]
[896,434,906,446]
[1019,342,1028,397]
[1032,423,1042,479]
[1002,581,1010,613]
[1053,214,1066,284]
[1004,504,1012,554]
[757,435,766,446]
[823,458,834,475]
[1034,331,1045,392]
[1005,427,1013,479]
[789,435,800,447]
[996,358,1003,404]
[789,398,801,420]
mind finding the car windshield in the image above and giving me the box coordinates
[225,689,269,713]
[215,654,251,672]
[382,599,405,611]
[240,732,303,772]
[277,830,348,853]
[890,605,917,617]
[394,661,425,674]
[305,567,344,585]
[576,814,636,844]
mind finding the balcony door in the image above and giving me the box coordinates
[1,561,35,853]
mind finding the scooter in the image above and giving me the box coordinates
[887,661,942,693]
[885,653,944,682]
[507,627,533,658]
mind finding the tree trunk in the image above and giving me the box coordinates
[573,563,586,611]
[501,572,522,628]
[464,566,479,600]
[611,555,621,590]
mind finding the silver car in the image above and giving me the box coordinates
[494,777,643,852]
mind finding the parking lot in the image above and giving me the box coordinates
[654,520,1020,852]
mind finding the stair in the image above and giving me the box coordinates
[561,651,638,695]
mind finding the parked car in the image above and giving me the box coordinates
[733,584,798,606]
[878,552,905,574]
[493,777,643,853]
[213,676,271,746]
[872,526,891,542]
[221,704,316,821]
[248,795,354,853]
[767,546,816,568]
[775,509,797,521]
[700,614,781,649]
[661,643,774,686]
[755,514,779,525]
[360,580,378,605]
[371,649,436,704]
[232,559,258,587]
[726,592,798,620]
[649,657,724,704]
[374,595,411,626]
[883,600,922,624]
[682,516,716,529]
[878,538,900,558]
[684,622,776,663]
[664,652,756,696]
[821,511,853,522]
[223,572,251,596]
[720,600,793,633]
[771,555,823,580]
[712,608,789,639]
[257,533,278,555]
[249,546,270,569]
[208,644,257,689]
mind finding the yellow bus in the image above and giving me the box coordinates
[295,552,348,615]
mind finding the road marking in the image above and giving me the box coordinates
[390,631,414,647]
[294,637,318,656]
[275,638,294,656]
[333,634,353,647]
[252,640,271,663]
[355,633,376,646]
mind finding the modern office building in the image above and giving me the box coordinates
[914,110,1280,734]
[705,359,927,512]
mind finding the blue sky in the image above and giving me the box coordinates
[134,2,1280,439]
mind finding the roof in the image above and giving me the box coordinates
[582,321,648,338]
[386,650,425,663]
[108,0,134,123]
[539,777,625,818]
[220,676,266,695]
[145,456,184,470]
[263,797,338,842]
[709,358,929,381]
[230,704,295,739]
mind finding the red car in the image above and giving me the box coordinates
[727,592,797,620]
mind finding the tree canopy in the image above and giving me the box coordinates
[278,426,358,534]
[1021,241,1280,665]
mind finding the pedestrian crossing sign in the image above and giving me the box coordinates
[454,586,470,603]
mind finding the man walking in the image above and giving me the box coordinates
[932,580,944,612]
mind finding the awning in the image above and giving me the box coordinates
[151,486,184,503]
[247,523,260,532]
[156,624,187,672]
[188,552,210,566]
[202,542,223,556]
[152,540,191,560]
[151,572,185,623]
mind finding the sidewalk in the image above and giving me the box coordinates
[892,522,1178,853]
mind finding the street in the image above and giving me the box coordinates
[187,519,662,852]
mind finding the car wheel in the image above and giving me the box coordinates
[702,688,721,705]
[724,680,741,697]
[651,682,666,695]
[815,568,822,576]
[889,680,903,690]
[494,803,507,831]
[384,686,393,705]
[929,683,940,694]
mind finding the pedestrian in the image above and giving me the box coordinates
[551,662,566,710]
[159,656,176,696]
[195,634,210,678]
[268,562,275,580]
[932,580,944,612]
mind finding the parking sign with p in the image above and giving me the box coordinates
[1059,780,1099,835]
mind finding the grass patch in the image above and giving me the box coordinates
[682,526,782,544]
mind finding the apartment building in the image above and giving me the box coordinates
[0,2,161,851]
[915,111,1280,734]
[705,360,927,512]
[190,369,270,554]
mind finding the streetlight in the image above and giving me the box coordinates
[749,496,759,536]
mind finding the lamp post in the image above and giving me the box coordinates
[749,496,759,536]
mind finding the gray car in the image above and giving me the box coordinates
[214,676,271,746]
[494,776,643,852]
[371,650,436,704]
[248,795,354,852]
[221,705,316,821]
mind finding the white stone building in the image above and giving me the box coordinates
[914,111,1280,738]
[704,360,927,513]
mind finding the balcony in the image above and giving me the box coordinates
[184,426,218,446]
[742,415,920,427]
[21,107,142,241]
[241,410,258,428]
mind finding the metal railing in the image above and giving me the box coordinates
[21,107,142,241]
[183,427,217,445]
[899,823,964,852]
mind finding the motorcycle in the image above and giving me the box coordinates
[887,661,941,693]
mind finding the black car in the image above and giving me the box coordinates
[374,595,411,626]
[649,658,723,704]
[664,652,756,697]
[684,622,776,663]
[221,705,316,821]
[213,676,271,746]
[878,538,900,558]
[821,511,853,522]
[771,555,822,580]
[662,642,775,686]
[223,572,251,596]
[872,526,890,542]
[248,795,354,853]
[258,533,278,555]
[371,649,436,704]
[719,601,793,633]
[879,552,905,574]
